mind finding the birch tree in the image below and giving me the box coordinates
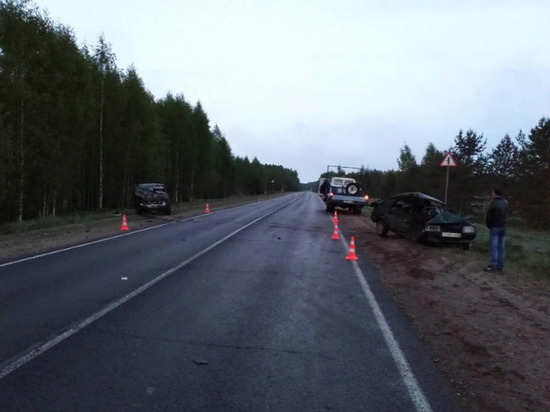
[93,35,116,209]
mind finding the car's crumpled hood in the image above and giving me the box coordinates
[427,209,473,224]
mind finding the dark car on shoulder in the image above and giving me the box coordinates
[134,183,171,215]
[370,192,476,250]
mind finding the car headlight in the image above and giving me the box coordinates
[462,225,476,234]
[424,225,441,232]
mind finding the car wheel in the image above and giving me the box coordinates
[326,203,335,213]
[353,206,363,215]
[376,220,389,237]
[345,182,360,195]
[462,242,471,251]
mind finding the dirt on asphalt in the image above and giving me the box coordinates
[1,208,549,411]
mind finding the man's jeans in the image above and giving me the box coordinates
[489,227,506,270]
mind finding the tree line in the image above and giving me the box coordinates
[0,0,300,224]
[311,119,550,229]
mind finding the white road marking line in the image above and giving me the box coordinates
[339,235,433,412]
[0,200,276,269]
[315,192,432,410]
[0,196,300,380]
[0,221,170,268]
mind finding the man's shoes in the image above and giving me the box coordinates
[483,266,503,273]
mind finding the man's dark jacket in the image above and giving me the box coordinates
[486,196,509,228]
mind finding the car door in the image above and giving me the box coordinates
[388,199,414,233]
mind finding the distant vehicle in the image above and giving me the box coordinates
[370,192,476,249]
[318,176,369,214]
[134,183,171,215]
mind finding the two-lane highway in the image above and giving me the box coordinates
[0,192,460,411]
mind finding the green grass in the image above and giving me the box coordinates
[472,224,550,280]
[0,210,119,236]
[365,205,550,281]
[0,193,286,236]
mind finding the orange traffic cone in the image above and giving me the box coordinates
[345,236,358,260]
[205,203,210,213]
[331,224,340,240]
[333,210,338,224]
[120,214,129,231]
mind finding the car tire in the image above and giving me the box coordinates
[462,242,471,251]
[376,220,389,237]
[326,202,335,213]
[353,206,363,215]
[345,182,360,195]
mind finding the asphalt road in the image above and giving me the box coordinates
[0,192,461,411]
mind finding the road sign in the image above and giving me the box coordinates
[440,153,457,167]
[440,153,457,204]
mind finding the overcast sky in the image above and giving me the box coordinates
[36,0,549,182]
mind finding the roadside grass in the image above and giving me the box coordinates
[472,224,550,280]
[0,211,120,236]
[0,194,285,237]
[364,204,549,281]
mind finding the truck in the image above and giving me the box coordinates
[318,176,369,214]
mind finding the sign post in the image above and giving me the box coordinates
[440,152,457,204]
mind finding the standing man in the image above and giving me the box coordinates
[319,179,330,199]
[484,189,509,272]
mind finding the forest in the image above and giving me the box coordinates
[0,0,300,224]
[1,1,549,230]
[310,121,550,229]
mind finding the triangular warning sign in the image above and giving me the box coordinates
[440,153,457,167]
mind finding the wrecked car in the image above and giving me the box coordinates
[134,183,171,215]
[370,192,476,249]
